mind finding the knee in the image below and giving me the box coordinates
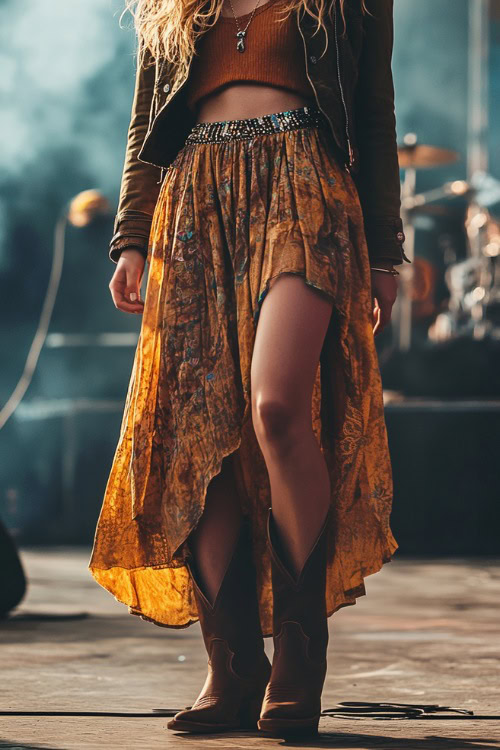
[252,396,302,450]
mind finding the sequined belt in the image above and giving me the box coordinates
[184,105,326,145]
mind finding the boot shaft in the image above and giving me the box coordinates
[267,507,331,662]
[187,516,266,676]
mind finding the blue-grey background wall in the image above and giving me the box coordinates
[394,0,499,187]
[393,0,469,189]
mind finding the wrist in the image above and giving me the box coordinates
[120,247,145,258]
[118,248,147,267]
[370,259,395,271]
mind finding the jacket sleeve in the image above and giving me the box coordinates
[108,39,162,264]
[352,0,409,265]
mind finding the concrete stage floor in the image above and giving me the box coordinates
[1,549,499,750]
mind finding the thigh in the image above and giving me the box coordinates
[250,273,334,415]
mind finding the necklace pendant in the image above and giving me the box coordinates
[236,30,246,52]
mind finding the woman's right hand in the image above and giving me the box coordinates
[109,249,146,314]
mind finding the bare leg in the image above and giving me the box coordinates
[187,453,243,604]
[251,274,333,578]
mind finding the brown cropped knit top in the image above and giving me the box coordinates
[185,0,314,111]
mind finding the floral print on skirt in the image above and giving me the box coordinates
[89,111,398,634]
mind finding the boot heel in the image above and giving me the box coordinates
[257,713,320,738]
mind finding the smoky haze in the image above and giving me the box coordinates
[0,0,137,276]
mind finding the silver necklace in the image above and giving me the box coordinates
[226,0,262,52]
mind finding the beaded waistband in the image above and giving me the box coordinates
[184,105,326,145]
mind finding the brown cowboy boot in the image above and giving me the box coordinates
[258,505,332,738]
[167,517,271,733]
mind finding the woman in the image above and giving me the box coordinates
[89,0,408,737]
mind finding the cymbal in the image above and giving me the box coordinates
[398,144,460,169]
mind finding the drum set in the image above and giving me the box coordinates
[393,132,500,350]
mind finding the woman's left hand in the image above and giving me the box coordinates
[371,263,399,337]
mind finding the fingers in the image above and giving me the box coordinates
[372,304,382,336]
[371,274,398,337]
[109,264,145,314]
[374,297,393,335]
[372,294,396,336]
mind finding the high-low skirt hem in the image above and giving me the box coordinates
[91,540,397,635]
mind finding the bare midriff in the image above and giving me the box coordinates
[192,0,316,123]
[195,84,316,124]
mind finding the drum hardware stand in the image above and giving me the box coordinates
[395,0,496,347]
[396,133,417,352]
[463,0,492,340]
[429,0,500,342]
[395,134,461,351]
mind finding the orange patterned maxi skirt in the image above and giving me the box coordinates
[89,105,398,634]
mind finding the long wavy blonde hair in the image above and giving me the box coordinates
[121,0,367,82]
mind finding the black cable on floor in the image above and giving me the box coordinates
[1,703,499,720]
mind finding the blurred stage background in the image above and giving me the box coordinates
[1,0,499,554]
